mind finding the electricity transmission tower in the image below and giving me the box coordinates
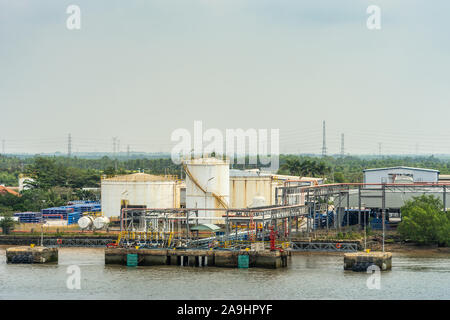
[321,121,327,157]
[112,137,118,158]
[68,134,72,158]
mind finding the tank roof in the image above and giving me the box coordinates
[102,173,176,182]
[184,157,229,165]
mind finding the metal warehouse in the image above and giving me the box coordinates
[363,166,439,185]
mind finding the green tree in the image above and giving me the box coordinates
[334,171,345,183]
[398,195,450,246]
[0,213,16,234]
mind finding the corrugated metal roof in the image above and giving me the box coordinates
[363,166,439,173]
[102,173,176,182]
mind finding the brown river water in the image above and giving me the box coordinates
[0,247,449,299]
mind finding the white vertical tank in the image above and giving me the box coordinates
[184,158,229,224]
[101,173,179,218]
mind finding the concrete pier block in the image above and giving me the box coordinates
[254,250,284,269]
[139,249,168,266]
[105,248,127,265]
[214,250,238,268]
[104,248,288,269]
[6,246,58,264]
[344,252,392,271]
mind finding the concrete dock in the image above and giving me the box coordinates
[105,248,289,269]
[6,246,58,264]
[344,251,392,271]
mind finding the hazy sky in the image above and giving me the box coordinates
[1,0,449,155]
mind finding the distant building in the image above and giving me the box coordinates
[0,185,19,196]
[363,166,439,185]
[18,175,34,192]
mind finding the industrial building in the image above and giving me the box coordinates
[363,166,439,185]
[101,173,184,218]
[99,158,309,222]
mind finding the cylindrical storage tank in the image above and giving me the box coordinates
[101,173,179,218]
[184,158,229,224]
[93,216,110,230]
[78,216,94,230]
[250,195,266,208]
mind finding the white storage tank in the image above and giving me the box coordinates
[78,215,94,230]
[101,173,181,218]
[93,216,110,230]
[184,158,229,224]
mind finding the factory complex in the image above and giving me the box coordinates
[8,161,450,242]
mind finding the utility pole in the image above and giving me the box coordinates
[321,121,327,157]
[112,137,118,171]
[340,133,345,157]
[68,134,72,158]
[1,139,5,155]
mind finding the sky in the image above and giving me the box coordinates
[0,0,449,155]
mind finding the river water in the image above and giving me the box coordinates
[0,247,449,299]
